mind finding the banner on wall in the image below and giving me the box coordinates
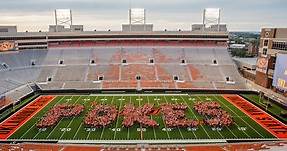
[0,41,16,52]
[272,53,287,92]
[256,56,269,73]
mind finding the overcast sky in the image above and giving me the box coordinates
[0,0,286,32]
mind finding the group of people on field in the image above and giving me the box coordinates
[84,104,118,128]
[121,103,159,127]
[37,100,233,129]
[194,101,233,128]
[161,103,199,128]
[37,104,84,128]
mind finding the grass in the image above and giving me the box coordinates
[9,94,276,140]
[241,94,287,123]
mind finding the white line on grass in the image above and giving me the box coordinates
[72,95,93,140]
[163,96,184,139]
[46,96,78,139]
[127,96,132,140]
[19,96,65,139]
[113,96,122,140]
[85,96,99,140]
[31,96,68,139]
[59,96,88,140]
[147,96,157,139]
[99,96,108,140]
[171,96,197,139]
[195,96,224,139]
[212,96,260,138]
[180,95,211,139]
[211,96,247,139]
[155,98,170,139]
[138,95,143,140]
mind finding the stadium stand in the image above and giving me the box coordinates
[0,46,246,96]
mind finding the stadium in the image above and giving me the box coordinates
[0,7,286,150]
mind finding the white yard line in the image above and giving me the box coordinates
[196,96,224,139]
[90,93,189,96]
[211,96,247,139]
[127,96,131,139]
[85,96,99,140]
[138,95,143,139]
[59,96,89,140]
[212,96,255,138]
[155,98,170,139]
[99,96,108,140]
[171,96,197,139]
[180,95,211,139]
[72,95,93,140]
[113,96,122,140]
[163,96,184,139]
[147,96,157,139]
[32,96,70,139]
[73,123,83,140]
[20,96,64,139]
[46,96,75,139]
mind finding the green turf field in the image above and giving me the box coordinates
[9,94,276,140]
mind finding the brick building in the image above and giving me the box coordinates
[255,28,287,96]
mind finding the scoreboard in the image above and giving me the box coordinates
[0,41,17,52]
[272,53,287,92]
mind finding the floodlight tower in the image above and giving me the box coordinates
[122,8,152,32]
[129,8,146,25]
[203,8,221,31]
[54,9,73,32]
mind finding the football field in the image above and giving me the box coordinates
[8,94,276,141]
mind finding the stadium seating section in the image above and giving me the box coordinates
[0,47,246,98]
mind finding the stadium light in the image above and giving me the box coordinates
[55,9,73,31]
[129,8,146,24]
[203,8,221,31]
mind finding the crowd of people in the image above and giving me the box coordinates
[37,104,84,128]
[121,104,159,127]
[84,104,118,128]
[37,101,233,129]
[161,103,199,128]
[194,101,233,128]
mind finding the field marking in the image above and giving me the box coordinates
[72,95,93,140]
[127,96,131,139]
[138,95,143,140]
[237,95,287,134]
[30,96,68,139]
[90,94,189,96]
[180,95,211,139]
[164,96,184,139]
[16,96,59,139]
[212,96,248,139]
[59,96,89,140]
[147,96,157,139]
[215,96,263,138]
[29,96,68,139]
[46,96,76,139]
[155,98,170,139]
[58,96,82,139]
[2,96,55,140]
[172,96,197,139]
[73,122,83,140]
[205,96,239,139]
[113,96,122,140]
[99,96,108,140]
[196,96,224,139]
[86,96,100,140]
[223,95,285,138]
